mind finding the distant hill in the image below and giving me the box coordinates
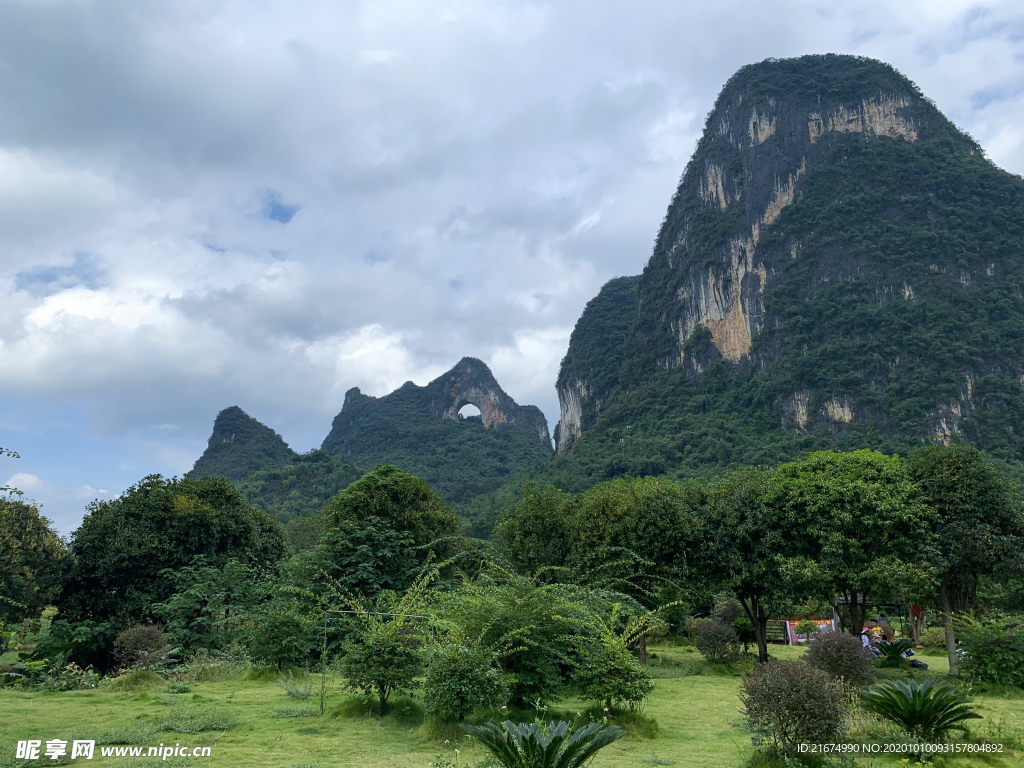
[234,450,365,522]
[191,358,552,523]
[321,357,553,502]
[539,53,1024,491]
[190,406,297,483]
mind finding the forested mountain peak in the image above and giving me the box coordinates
[550,53,1024,483]
[190,406,297,482]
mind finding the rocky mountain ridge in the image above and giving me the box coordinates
[191,357,551,516]
[551,54,1024,475]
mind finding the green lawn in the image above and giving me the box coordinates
[2,644,1022,768]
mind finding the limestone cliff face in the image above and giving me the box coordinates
[639,61,930,369]
[554,276,639,454]
[553,54,1024,467]
[426,357,551,444]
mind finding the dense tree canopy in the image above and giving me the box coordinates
[772,450,932,635]
[60,475,285,626]
[320,465,460,550]
[0,500,67,623]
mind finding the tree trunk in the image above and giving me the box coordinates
[845,592,866,637]
[940,581,958,676]
[909,604,925,646]
[739,594,769,663]
[638,634,647,666]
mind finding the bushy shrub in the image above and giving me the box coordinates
[574,639,654,710]
[424,642,508,721]
[958,616,1024,688]
[281,669,315,700]
[38,661,101,691]
[114,625,169,670]
[694,621,741,665]
[31,619,117,672]
[339,633,422,715]
[741,660,847,755]
[919,627,946,648]
[805,631,875,686]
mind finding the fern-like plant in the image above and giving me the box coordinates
[861,679,981,740]
[874,639,914,668]
[463,720,624,768]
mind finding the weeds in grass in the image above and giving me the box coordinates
[270,706,319,718]
[244,665,280,683]
[106,670,164,692]
[577,703,658,738]
[93,725,159,745]
[646,660,698,679]
[167,682,191,694]
[178,649,249,683]
[969,713,1024,751]
[281,670,314,700]
[640,752,676,765]
[160,705,237,732]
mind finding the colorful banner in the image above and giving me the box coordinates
[786,618,836,644]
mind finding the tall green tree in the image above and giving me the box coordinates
[0,500,67,623]
[775,451,933,636]
[493,483,573,576]
[700,468,795,663]
[907,444,1024,674]
[320,465,460,551]
[61,475,285,626]
[565,476,703,604]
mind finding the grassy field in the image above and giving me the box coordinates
[2,644,1023,768]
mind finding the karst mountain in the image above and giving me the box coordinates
[192,54,1024,530]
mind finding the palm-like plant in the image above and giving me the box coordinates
[463,720,624,768]
[861,679,981,741]
[874,639,914,668]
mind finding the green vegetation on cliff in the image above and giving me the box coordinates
[544,54,1024,496]
[190,406,296,483]
[235,450,364,522]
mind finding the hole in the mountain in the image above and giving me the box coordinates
[458,403,481,419]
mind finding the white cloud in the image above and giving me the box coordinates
[0,0,1021,530]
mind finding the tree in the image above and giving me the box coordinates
[320,465,460,552]
[907,444,1024,674]
[300,520,419,598]
[441,568,591,707]
[699,468,796,663]
[60,475,285,626]
[573,605,654,711]
[0,500,67,623]
[333,566,441,714]
[0,446,21,497]
[565,476,704,606]
[152,557,266,651]
[423,641,509,721]
[340,631,423,714]
[774,451,932,638]
[493,483,573,576]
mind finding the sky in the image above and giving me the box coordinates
[1,0,1023,533]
